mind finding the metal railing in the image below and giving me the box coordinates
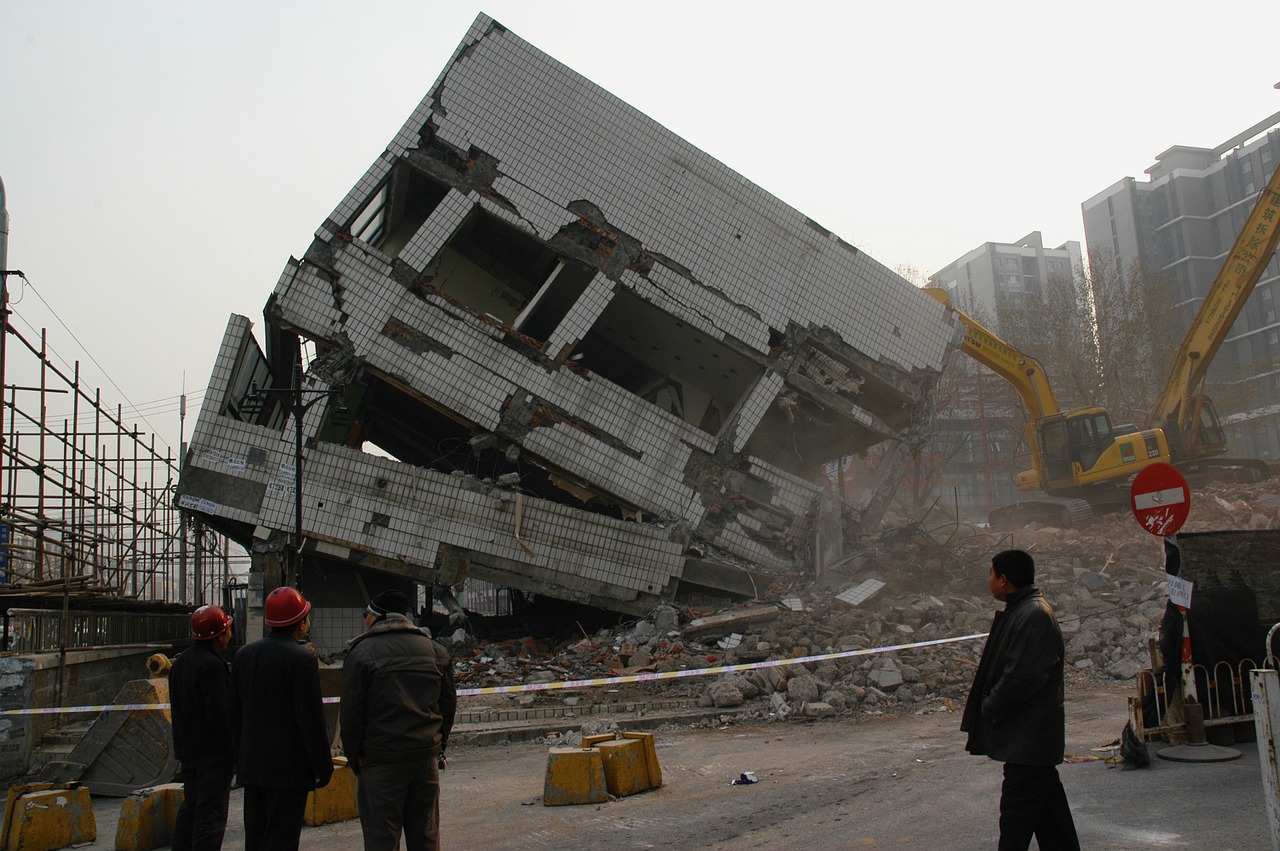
[1132,656,1261,742]
[3,608,187,654]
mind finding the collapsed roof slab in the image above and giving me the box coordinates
[176,14,956,614]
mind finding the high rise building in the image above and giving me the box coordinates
[923,233,1082,521]
[1082,111,1280,459]
[930,231,1083,328]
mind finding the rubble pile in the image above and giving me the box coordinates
[449,476,1280,725]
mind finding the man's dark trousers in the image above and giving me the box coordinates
[999,763,1080,851]
[242,785,309,851]
[356,758,441,851]
[172,759,233,851]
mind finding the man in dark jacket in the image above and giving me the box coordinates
[341,589,456,851]
[170,605,234,851]
[229,587,333,851]
[961,549,1079,851]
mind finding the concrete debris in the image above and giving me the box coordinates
[443,475,1280,728]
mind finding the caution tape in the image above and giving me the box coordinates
[0,632,987,716]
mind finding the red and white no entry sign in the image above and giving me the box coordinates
[1130,462,1191,537]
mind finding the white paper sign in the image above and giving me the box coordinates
[1168,575,1194,608]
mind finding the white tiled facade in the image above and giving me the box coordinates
[177,14,954,640]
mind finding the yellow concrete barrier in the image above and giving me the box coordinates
[582,732,662,798]
[623,732,663,790]
[542,748,610,806]
[305,760,359,826]
[113,783,183,851]
[0,782,95,851]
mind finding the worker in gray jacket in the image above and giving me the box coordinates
[341,589,456,851]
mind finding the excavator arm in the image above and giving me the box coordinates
[922,288,1060,418]
[1148,163,1280,458]
[923,286,1169,522]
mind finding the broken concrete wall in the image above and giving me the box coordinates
[176,14,955,634]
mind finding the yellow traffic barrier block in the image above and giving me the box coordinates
[623,732,663,790]
[581,732,663,798]
[113,783,183,851]
[0,782,95,851]
[542,748,610,806]
[305,760,359,826]
[596,739,649,797]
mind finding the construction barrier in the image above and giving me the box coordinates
[0,783,96,851]
[546,731,663,805]
[113,783,182,851]
[543,747,610,806]
[304,759,359,826]
[582,732,662,798]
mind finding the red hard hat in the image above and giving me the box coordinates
[190,605,232,641]
[264,586,311,628]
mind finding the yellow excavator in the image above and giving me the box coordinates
[924,287,1169,527]
[1145,160,1280,479]
[925,160,1280,527]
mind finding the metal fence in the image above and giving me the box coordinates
[4,608,189,653]
[1131,656,1262,742]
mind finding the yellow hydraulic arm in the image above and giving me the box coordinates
[922,288,1060,419]
[1148,163,1280,449]
[923,286,1170,506]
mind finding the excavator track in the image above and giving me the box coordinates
[1177,457,1271,488]
[987,497,1094,530]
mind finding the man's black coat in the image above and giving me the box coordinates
[229,634,333,790]
[961,585,1067,766]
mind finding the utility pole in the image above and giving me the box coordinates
[0,175,22,583]
[251,359,344,588]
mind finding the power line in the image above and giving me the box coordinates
[5,275,186,452]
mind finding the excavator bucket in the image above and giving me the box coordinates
[38,678,177,796]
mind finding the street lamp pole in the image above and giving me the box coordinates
[292,361,305,588]
[253,360,344,589]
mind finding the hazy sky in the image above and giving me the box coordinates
[2,1,1277,457]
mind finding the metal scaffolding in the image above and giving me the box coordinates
[0,319,234,605]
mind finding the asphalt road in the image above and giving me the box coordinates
[84,683,1273,849]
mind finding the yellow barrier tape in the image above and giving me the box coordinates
[0,632,987,715]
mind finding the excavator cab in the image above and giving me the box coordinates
[1187,396,1227,457]
[1028,407,1169,495]
[1035,410,1110,488]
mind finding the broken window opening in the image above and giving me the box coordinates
[421,208,566,328]
[572,289,760,436]
[350,162,451,258]
[742,392,880,478]
[512,259,596,342]
[222,334,275,424]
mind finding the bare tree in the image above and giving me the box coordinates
[1075,248,1180,423]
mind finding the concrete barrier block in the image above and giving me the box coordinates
[542,748,609,806]
[113,782,183,851]
[304,762,359,826]
[596,739,650,797]
[622,731,663,790]
[1,783,95,851]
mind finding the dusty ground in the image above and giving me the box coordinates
[84,681,1270,849]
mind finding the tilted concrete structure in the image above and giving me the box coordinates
[176,14,955,649]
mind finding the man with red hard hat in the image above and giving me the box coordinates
[229,587,333,851]
[170,604,234,850]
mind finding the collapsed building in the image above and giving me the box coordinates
[175,13,956,654]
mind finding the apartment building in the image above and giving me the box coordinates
[1082,112,1280,459]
